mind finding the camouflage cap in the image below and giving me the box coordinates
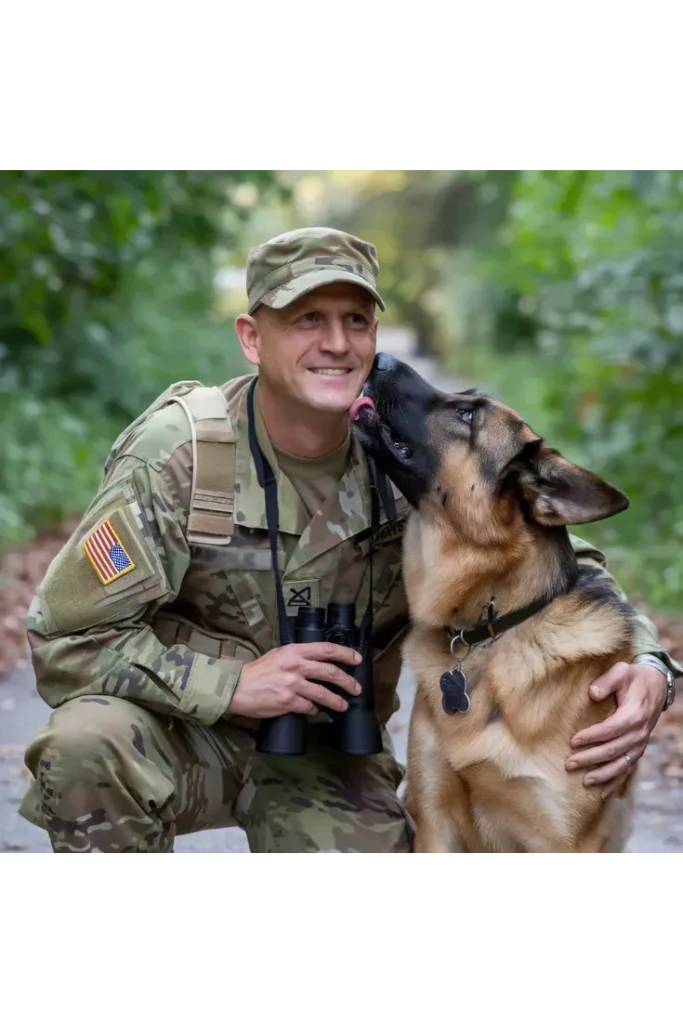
[246,226,385,314]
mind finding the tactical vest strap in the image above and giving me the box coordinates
[170,387,237,546]
[103,380,204,479]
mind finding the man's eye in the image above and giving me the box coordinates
[300,312,320,324]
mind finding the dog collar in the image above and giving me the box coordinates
[443,594,555,652]
[439,595,557,716]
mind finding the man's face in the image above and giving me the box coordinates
[241,283,378,414]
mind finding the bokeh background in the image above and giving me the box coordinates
[2,170,683,852]
[2,170,681,615]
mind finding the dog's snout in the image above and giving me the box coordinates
[374,352,398,372]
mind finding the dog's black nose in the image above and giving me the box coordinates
[374,352,398,372]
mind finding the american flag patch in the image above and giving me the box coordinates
[83,518,135,585]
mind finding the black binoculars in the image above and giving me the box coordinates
[256,602,383,757]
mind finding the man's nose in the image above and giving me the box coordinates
[320,319,350,353]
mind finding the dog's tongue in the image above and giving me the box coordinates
[349,396,377,422]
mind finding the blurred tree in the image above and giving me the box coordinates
[0,170,280,416]
[462,170,683,609]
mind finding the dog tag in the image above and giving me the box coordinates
[440,668,471,715]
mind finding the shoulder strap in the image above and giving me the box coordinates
[170,386,236,546]
[103,380,204,477]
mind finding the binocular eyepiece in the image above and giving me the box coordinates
[256,602,383,757]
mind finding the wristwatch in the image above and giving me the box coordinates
[634,654,676,711]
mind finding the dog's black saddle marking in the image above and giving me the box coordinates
[440,668,471,715]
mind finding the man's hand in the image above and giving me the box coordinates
[229,642,363,719]
[566,663,667,797]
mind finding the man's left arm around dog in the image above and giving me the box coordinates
[566,535,681,797]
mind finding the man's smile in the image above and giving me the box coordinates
[308,368,352,375]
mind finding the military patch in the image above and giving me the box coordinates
[83,518,136,585]
[372,517,407,548]
[284,578,321,616]
[206,546,273,571]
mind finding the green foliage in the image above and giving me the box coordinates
[0,170,275,549]
[0,170,275,412]
[0,391,115,544]
[456,170,683,611]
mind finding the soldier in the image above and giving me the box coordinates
[19,227,680,852]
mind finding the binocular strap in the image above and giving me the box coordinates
[247,380,293,647]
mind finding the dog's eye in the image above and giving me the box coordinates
[455,408,474,424]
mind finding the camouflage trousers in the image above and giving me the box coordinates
[19,696,413,853]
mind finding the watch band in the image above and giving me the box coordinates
[633,654,676,711]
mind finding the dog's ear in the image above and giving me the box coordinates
[509,445,629,526]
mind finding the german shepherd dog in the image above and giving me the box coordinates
[351,353,636,852]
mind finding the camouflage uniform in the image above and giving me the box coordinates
[18,227,681,852]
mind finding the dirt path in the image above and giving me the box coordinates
[2,335,682,852]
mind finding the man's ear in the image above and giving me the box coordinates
[511,445,629,526]
[234,313,261,367]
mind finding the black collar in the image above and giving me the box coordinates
[444,594,555,651]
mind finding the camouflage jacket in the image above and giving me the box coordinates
[27,374,680,728]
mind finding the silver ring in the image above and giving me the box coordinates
[623,752,635,769]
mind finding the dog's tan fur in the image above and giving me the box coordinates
[401,400,636,853]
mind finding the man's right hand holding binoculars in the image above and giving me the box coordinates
[229,643,363,719]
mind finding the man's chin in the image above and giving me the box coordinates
[302,376,361,413]
[306,396,356,415]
